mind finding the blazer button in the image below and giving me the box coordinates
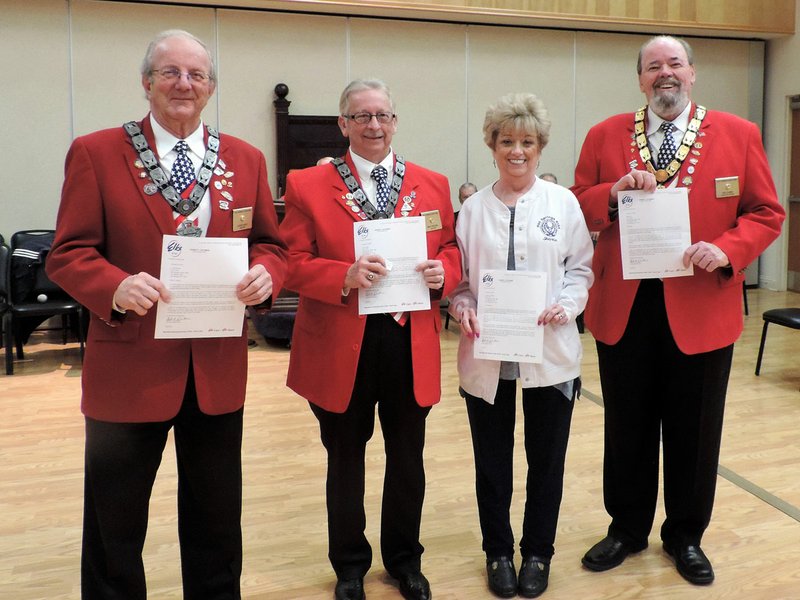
[352,344,359,351]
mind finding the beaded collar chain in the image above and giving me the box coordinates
[123,121,220,217]
[634,105,706,184]
[332,156,406,220]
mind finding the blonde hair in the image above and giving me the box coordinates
[482,93,550,150]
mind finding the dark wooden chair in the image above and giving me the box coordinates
[754,307,800,375]
[251,84,349,347]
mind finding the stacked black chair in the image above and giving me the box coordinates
[754,307,800,376]
[0,240,9,334]
[4,229,85,375]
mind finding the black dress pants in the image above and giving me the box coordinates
[464,380,574,561]
[310,314,430,580]
[81,370,244,599]
[596,279,733,549]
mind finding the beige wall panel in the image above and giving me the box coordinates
[763,4,800,291]
[216,10,348,194]
[0,0,70,236]
[688,37,753,120]
[70,0,217,138]
[348,18,468,207]
[466,25,576,189]
[574,33,758,173]
[573,32,646,170]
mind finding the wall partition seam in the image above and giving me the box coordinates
[214,8,221,131]
[345,17,351,88]
[464,24,471,186]
[67,0,75,142]
[571,31,577,186]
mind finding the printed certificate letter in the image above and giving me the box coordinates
[353,217,430,315]
[618,188,693,279]
[474,270,546,363]
[155,235,248,339]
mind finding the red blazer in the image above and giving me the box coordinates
[47,117,287,422]
[280,153,461,413]
[572,107,784,354]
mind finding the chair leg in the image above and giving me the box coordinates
[743,283,749,316]
[4,313,13,375]
[755,320,769,376]
[444,311,450,330]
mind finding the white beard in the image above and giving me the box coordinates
[651,85,689,116]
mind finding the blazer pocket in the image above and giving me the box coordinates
[91,320,141,343]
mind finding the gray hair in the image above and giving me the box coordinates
[637,35,694,75]
[482,93,551,150]
[141,29,216,82]
[339,79,395,115]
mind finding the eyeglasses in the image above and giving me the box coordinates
[343,112,395,125]
[151,68,211,83]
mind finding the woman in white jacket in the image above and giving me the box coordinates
[449,93,593,598]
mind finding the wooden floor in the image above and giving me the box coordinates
[2,288,799,599]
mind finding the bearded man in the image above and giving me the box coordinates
[571,35,784,586]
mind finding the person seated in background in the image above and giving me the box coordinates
[458,181,478,203]
[539,172,558,184]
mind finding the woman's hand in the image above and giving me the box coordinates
[460,307,480,338]
[539,304,568,326]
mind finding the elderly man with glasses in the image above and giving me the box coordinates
[47,29,286,598]
[280,79,460,600]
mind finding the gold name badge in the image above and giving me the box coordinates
[715,176,740,198]
[232,207,253,231]
[421,209,442,232]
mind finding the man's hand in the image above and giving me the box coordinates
[609,169,657,208]
[683,242,730,272]
[236,264,273,306]
[113,272,171,316]
[416,259,445,290]
[344,255,389,290]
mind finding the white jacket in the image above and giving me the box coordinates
[449,179,594,403]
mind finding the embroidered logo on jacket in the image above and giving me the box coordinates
[537,216,560,241]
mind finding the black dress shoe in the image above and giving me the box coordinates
[396,571,431,600]
[335,577,365,600]
[663,542,715,585]
[486,556,516,598]
[581,536,644,572]
[517,556,549,598]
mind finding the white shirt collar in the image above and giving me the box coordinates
[349,148,395,183]
[646,102,692,136]
[149,114,206,161]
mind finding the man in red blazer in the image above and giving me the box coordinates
[572,36,784,585]
[46,30,286,598]
[280,79,460,600]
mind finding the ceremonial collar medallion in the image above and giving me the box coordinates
[634,105,706,186]
[123,121,220,217]
[332,156,406,220]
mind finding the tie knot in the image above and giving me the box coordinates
[174,140,190,155]
[371,165,388,182]
[660,122,675,134]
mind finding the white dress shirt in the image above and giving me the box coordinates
[150,114,211,234]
